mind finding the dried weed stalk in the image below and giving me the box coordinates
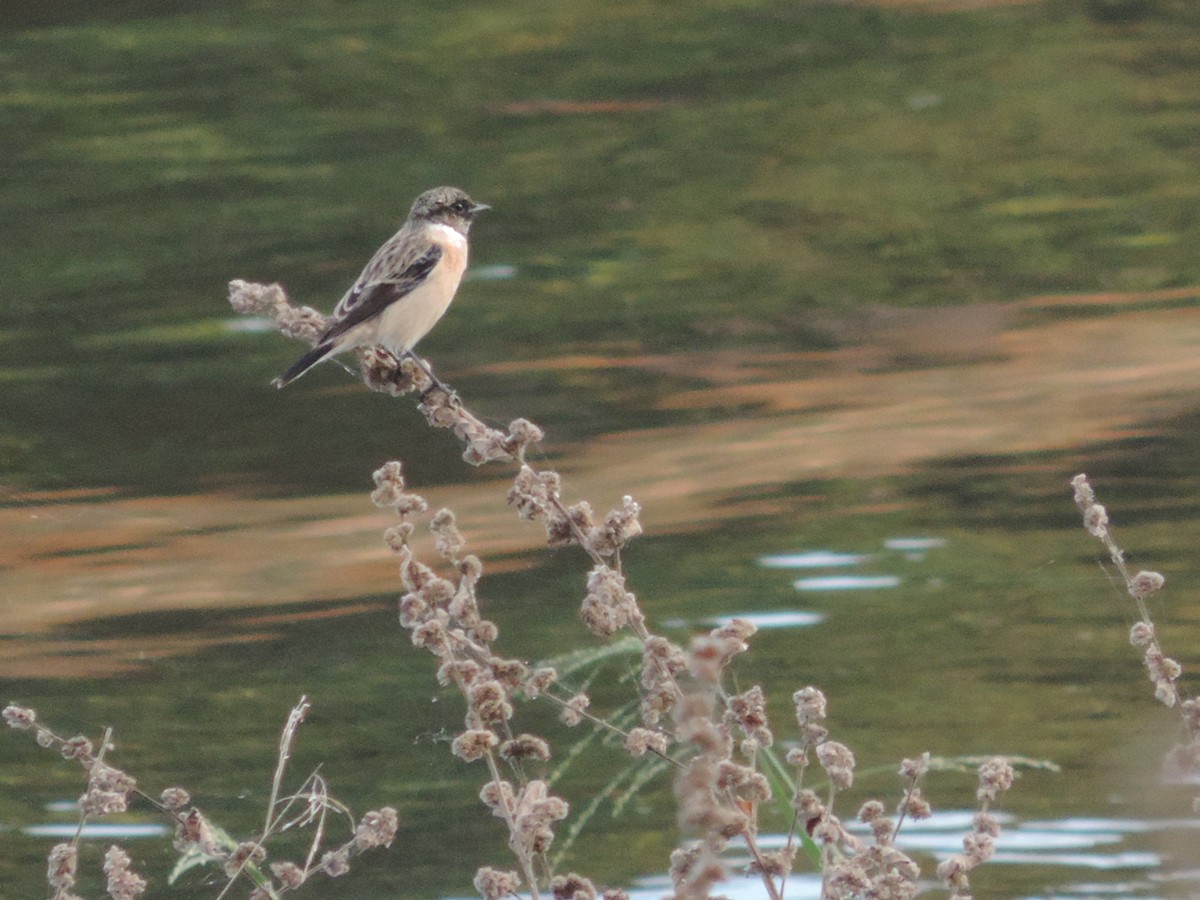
[222,280,1021,899]
[1072,474,1200,807]
[0,278,1033,899]
[4,697,397,899]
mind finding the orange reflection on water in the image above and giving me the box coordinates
[4,288,1200,676]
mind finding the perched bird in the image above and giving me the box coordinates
[273,186,490,388]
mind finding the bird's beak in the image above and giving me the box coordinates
[470,202,491,215]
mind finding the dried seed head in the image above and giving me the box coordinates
[60,735,93,760]
[586,495,643,557]
[936,853,971,891]
[359,346,419,395]
[858,800,886,823]
[503,418,545,458]
[431,509,466,560]
[103,845,147,900]
[973,812,1000,837]
[1129,570,1165,599]
[976,757,1014,803]
[371,461,427,514]
[1082,503,1108,537]
[47,842,77,891]
[551,873,597,900]
[354,807,399,850]
[160,787,191,810]
[522,667,557,699]
[490,659,529,690]
[1183,698,1200,733]
[962,830,994,865]
[794,788,825,818]
[479,779,515,816]
[1130,621,1156,648]
[499,734,552,762]
[1070,474,1095,509]
[271,861,306,889]
[903,787,932,820]
[561,693,590,727]
[320,848,351,877]
[793,686,827,726]
[727,685,773,748]
[899,752,930,780]
[816,741,856,791]
[581,566,637,636]
[3,704,36,730]
[474,867,521,900]
[469,680,514,725]
[508,466,551,519]
[687,635,725,683]
[623,727,670,757]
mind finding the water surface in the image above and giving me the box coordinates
[4,1,1200,897]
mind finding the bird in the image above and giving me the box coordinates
[273,185,490,389]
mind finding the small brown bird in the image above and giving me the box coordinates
[273,186,489,388]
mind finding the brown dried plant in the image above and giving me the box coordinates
[1072,474,1200,808]
[4,697,397,899]
[0,278,1029,900]
[219,280,1022,899]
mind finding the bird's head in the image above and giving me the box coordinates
[410,186,490,233]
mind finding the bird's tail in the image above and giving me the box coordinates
[272,341,337,389]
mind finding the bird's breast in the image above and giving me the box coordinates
[376,224,469,352]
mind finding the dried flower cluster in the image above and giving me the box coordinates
[358,346,546,466]
[506,463,685,730]
[227,279,328,345]
[666,626,783,898]
[0,276,1055,900]
[936,757,1014,899]
[0,278,1044,900]
[1072,474,1200,806]
[5,701,397,898]
[374,458,578,896]
[1071,474,1178,704]
[221,281,1031,899]
[103,845,148,900]
[785,690,931,899]
[4,705,150,900]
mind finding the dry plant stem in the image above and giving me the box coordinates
[536,688,684,769]
[228,280,680,713]
[76,725,114,842]
[374,463,563,898]
[889,755,931,843]
[441,633,542,897]
[1071,474,1200,803]
[233,284,681,717]
[229,280,1010,900]
[936,757,1014,898]
[539,488,684,709]
[214,696,314,900]
[266,697,312,835]
[1071,474,1183,711]
[6,700,397,900]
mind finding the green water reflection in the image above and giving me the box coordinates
[3,458,1198,897]
[3,0,1200,494]
[5,0,1200,897]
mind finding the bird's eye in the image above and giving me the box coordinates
[452,199,471,213]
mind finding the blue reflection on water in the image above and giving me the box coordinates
[708,611,824,629]
[23,822,168,839]
[759,551,868,568]
[794,574,902,591]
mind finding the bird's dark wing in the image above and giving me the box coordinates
[321,245,443,344]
